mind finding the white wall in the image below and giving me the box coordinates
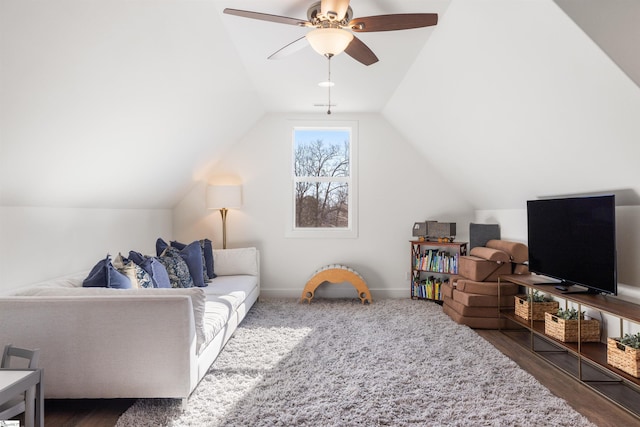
[0,207,171,292]
[173,113,475,298]
[0,0,264,209]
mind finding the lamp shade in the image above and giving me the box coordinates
[206,185,242,210]
[306,28,353,57]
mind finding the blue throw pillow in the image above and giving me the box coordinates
[171,239,214,282]
[83,255,132,289]
[158,247,194,288]
[169,241,206,288]
[156,237,170,257]
[201,239,216,280]
[128,251,171,289]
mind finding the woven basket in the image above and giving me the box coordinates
[514,296,559,321]
[544,312,600,342]
[607,338,640,378]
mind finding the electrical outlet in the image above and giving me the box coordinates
[405,271,411,281]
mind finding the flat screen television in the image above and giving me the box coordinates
[526,194,617,295]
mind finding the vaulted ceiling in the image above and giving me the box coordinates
[1,0,639,211]
[215,0,451,112]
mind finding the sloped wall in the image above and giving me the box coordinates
[174,113,475,298]
[0,0,264,209]
[0,207,171,292]
[383,0,640,299]
[384,0,640,210]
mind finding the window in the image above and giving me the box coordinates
[287,121,358,238]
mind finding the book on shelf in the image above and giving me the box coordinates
[414,249,460,274]
[411,276,449,300]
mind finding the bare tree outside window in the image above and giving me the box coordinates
[293,128,351,229]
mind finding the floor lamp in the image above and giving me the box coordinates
[206,185,242,249]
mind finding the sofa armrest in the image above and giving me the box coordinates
[0,295,197,399]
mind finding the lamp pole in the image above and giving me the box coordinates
[219,208,229,249]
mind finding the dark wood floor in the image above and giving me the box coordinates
[476,329,640,427]
[11,330,640,427]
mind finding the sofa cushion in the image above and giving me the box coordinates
[83,255,132,289]
[213,247,258,276]
[8,272,86,296]
[203,275,258,305]
[202,296,237,353]
[158,248,194,288]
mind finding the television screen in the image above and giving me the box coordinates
[526,195,617,295]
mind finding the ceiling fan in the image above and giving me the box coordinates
[223,0,438,66]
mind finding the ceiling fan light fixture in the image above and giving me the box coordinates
[306,28,353,57]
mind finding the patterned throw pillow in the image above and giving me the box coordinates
[113,253,153,289]
[168,240,206,287]
[158,247,194,288]
[128,251,171,289]
[170,238,215,282]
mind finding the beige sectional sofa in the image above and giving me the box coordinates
[0,247,259,404]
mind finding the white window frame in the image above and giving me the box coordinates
[286,120,358,239]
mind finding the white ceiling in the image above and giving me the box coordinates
[0,0,451,208]
[213,0,451,113]
[1,0,639,211]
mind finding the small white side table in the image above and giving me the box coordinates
[0,369,44,427]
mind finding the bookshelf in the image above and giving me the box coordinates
[498,274,640,419]
[410,240,467,302]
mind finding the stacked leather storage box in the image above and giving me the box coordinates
[442,239,529,329]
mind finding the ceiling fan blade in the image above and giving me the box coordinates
[348,13,438,32]
[223,8,312,27]
[268,37,309,60]
[344,35,378,66]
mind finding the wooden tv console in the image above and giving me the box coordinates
[498,274,640,419]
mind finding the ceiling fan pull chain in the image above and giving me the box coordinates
[327,54,332,115]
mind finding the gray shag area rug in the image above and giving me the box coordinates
[116,298,595,427]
